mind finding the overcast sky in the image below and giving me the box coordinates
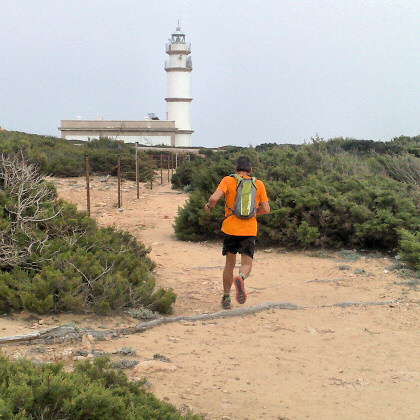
[1,0,419,148]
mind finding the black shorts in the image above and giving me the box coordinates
[222,234,256,259]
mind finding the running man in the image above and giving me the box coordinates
[204,156,270,309]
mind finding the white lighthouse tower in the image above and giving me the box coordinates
[165,24,193,147]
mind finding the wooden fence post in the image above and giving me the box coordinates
[160,154,163,184]
[150,154,153,190]
[135,142,139,199]
[85,154,91,216]
[117,155,121,208]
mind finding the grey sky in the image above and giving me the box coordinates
[1,0,419,148]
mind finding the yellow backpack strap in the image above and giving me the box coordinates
[224,174,239,218]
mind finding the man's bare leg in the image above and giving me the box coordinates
[223,252,237,294]
[233,253,252,304]
[239,253,253,279]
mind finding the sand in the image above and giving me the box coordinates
[1,176,419,420]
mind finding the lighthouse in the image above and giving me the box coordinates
[59,25,194,148]
[165,24,193,147]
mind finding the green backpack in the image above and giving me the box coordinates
[225,174,257,219]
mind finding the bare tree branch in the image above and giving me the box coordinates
[0,153,62,268]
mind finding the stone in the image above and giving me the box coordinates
[306,327,317,334]
[58,349,73,361]
[131,360,177,375]
[81,334,95,349]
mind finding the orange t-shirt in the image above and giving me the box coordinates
[217,175,269,236]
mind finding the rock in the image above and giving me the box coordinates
[187,293,201,300]
[112,360,139,369]
[131,360,177,375]
[81,334,95,349]
[153,353,171,363]
[75,349,89,357]
[29,347,46,354]
[12,352,23,360]
[58,349,73,361]
[179,403,192,412]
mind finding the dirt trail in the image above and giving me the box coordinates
[1,177,419,420]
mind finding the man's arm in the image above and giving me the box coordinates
[256,180,270,215]
[256,201,270,215]
[204,190,224,213]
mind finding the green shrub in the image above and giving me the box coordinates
[0,154,176,315]
[173,137,420,253]
[0,131,152,180]
[0,203,176,314]
[398,229,420,271]
[0,355,202,419]
[171,160,197,190]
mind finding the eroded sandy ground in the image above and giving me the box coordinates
[1,176,419,420]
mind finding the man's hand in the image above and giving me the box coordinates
[205,190,224,214]
[257,201,270,215]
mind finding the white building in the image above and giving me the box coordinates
[59,25,193,147]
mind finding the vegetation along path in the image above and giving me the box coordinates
[1,177,419,420]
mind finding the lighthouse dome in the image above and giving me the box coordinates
[173,27,184,35]
[170,25,186,44]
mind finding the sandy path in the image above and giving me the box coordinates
[1,177,419,420]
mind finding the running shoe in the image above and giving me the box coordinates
[221,294,231,310]
[234,275,247,304]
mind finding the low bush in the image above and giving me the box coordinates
[0,355,201,419]
[173,137,420,255]
[0,154,176,315]
[0,132,152,180]
[398,229,420,271]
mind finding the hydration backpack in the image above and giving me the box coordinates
[225,174,257,219]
